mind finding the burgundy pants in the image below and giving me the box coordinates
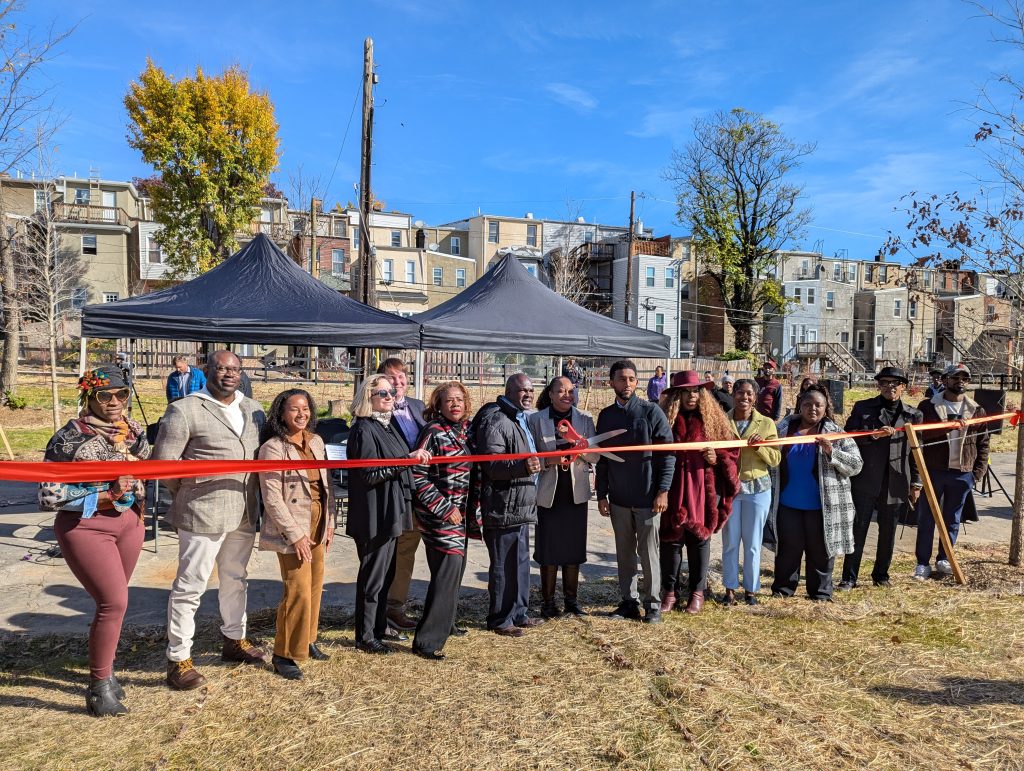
[54,509,144,679]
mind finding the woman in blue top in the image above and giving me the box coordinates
[771,384,863,601]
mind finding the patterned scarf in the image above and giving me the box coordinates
[371,410,392,427]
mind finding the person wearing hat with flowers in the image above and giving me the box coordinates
[658,370,740,614]
[912,363,989,581]
[838,366,923,590]
[38,364,151,716]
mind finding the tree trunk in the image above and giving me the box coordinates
[48,322,60,433]
[733,321,752,352]
[1010,418,1024,566]
[0,239,20,395]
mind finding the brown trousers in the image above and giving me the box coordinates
[387,528,421,610]
[274,503,326,660]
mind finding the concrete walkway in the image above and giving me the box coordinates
[0,454,1017,636]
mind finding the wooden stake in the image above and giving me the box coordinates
[0,420,14,461]
[905,423,966,585]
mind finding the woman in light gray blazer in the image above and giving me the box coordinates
[528,376,599,617]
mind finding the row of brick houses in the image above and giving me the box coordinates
[0,171,1016,374]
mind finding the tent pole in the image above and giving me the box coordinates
[79,336,88,375]
[415,350,425,400]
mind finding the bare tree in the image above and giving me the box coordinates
[0,2,74,396]
[285,164,328,270]
[13,171,83,431]
[547,200,591,306]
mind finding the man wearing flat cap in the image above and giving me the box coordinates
[912,364,989,581]
[838,366,923,590]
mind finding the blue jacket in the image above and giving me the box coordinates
[166,367,206,403]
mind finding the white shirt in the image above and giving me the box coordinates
[194,387,245,436]
[942,398,968,471]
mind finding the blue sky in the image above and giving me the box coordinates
[19,0,1019,258]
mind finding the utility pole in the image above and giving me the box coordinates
[309,197,318,277]
[624,190,635,325]
[358,37,377,310]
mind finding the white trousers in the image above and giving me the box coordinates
[166,525,256,662]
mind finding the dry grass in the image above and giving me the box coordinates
[1,546,1022,769]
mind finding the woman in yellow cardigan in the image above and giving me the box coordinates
[721,378,782,605]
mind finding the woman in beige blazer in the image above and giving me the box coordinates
[258,389,335,681]
[527,376,599,617]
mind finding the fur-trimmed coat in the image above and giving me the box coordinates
[661,411,740,542]
[776,415,864,558]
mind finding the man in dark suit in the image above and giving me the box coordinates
[838,366,922,589]
[378,357,428,631]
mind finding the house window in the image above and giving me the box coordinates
[456,268,466,287]
[879,265,889,283]
[665,267,676,288]
[655,313,665,335]
[147,236,162,264]
[405,260,416,283]
[645,267,655,287]
[789,327,797,348]
[333,219,346,238]
[332,248,346,276]
[840,331,850,344]
[432,267,443,286]
[584,230,594,243]
[799,325,808,344]
[825,291,835,309]
[352,227,361,251]
[526,223,537,247]
[909,299,918,318]
[923,270,933,289]
[986,304,997,323]
[681,319,691,339]
[680,280,690,299]
[391,230,402,248]
[800,259,810,277]
[34,190,48,212]
[525,264,537,277]
[866,265,874,283]
[103,293,119,303]
[857,330,866,351]
[893,299,902,318]
[847,264,857,283]
[808,328,818,342]
[793,287,802,303]
[382,259,393,282]
[74,188,90,205]
[488,221,499,243]
[681,246,692,262]
[807,288,816,305]
[833,263,841,281]
[450,236,461,256]
[71,287,87,309]
[82,235,97,255]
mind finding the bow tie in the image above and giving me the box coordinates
[393,400,408,411]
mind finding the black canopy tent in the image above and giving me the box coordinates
[412,253,671,356]
[81,233,420,348]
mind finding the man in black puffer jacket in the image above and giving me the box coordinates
[472,374,543,637]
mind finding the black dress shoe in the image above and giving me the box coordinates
[355,639,393,655]
[514,616,545,628]
[272,654,303,680]
[608,601,642,621]
[836,580,856,591]
[382,627,409,642]
[308,642,330,661]
[744,592,758,606]
[873,579,892,588]
[413,648,446,661]
[449,624,468,637]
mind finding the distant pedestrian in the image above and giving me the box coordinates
[720,374,734,395]
[756,360,784,421]
[165,354,206,403]
[924,368,945,399]
[563,358,584,405]
[646,366,667,402]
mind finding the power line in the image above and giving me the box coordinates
[324,79,363,199]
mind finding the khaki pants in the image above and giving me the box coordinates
[387,528,421,610]
[274,539,326,660]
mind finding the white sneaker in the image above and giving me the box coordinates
[913,564,931,581]
[935,560,952,576]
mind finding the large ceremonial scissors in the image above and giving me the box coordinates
[556,419,626,467]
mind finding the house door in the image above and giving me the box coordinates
[102,190,116,221]
[874,335,885,360]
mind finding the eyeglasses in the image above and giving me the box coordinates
[95,389,131,404]
[214,366,242,375]
[372,389,398,399]
[877,380,903,388]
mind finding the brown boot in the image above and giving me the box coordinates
[221,635,270,666]
[685,591,705,615]
[166,658,207,691]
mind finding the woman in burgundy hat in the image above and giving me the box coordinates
[658,371,740,614]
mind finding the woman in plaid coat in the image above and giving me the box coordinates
[772,384,862,601]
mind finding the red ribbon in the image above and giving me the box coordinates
[4,411,1016,484]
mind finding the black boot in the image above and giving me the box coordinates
[562,564,587,616]
[540,565,560,618]
[86,676,128,717]
[111,674,125,700]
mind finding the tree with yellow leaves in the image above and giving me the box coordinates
[124,60,280,276]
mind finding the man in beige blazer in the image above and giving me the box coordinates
[153,350,268,690]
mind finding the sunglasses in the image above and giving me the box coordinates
[877,380,903,388]
[95,388,131,404]
[372,389,398,399]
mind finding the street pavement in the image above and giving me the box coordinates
[0,453,1017,636]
